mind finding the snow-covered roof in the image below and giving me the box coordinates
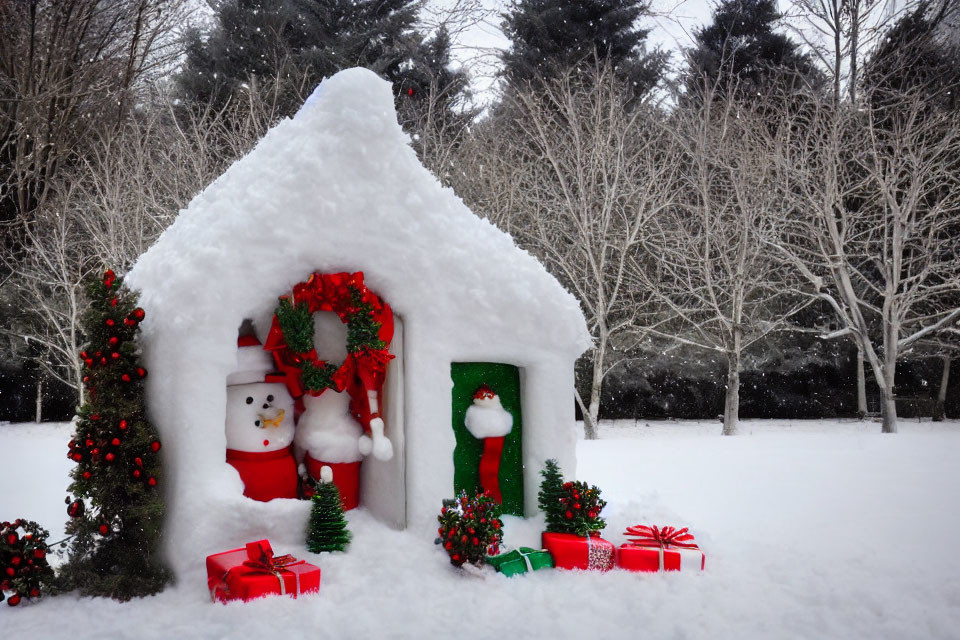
[128,67,590,362]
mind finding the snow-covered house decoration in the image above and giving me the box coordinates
[126,68,590,577]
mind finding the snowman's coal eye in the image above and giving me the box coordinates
[267,395,274,402]
[255,420,261,427]
[245,397,253,404]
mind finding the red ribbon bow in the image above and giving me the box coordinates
[624,525,700,551]
[242,541,303,572]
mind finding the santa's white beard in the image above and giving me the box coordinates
[464,399,513,439]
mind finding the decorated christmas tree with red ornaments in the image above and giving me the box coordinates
[58,269,170,600]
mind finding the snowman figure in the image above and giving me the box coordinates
[225,333,298,502]
[295,390,364,510]
[464,384,514,504]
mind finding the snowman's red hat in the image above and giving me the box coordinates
[227,333,277,386]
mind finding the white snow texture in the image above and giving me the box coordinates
[3,419,960,639]
[125,68,590,578]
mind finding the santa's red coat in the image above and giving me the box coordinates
[226,447,299,502]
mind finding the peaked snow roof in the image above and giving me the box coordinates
[127,68,590,361]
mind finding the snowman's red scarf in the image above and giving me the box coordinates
[264,271,393,431]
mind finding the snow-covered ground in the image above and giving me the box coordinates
[2,418,960,639]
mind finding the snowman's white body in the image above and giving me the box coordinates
[295,390,363,463]
[225,382,295,452]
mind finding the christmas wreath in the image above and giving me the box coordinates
[264,272,394,398]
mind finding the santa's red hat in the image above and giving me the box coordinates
[228,333,279,386]
[473,384,496,400]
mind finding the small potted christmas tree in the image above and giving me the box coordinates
[538,459,614,571]
[306,466,352,553]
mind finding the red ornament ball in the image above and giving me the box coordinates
[98,524,109,535]
[104,452,115,462]
[105,318,115,327]
[134,457,143,467]
[111,437,121,446]
[132,308,145,321]
[32,548,45,559]
[99,357,107,365]
[7,593,21,606]
[103,269,116,287]
[29,587,40,598]
[67,500,84,518]
[150,441,161,452]
[565,511,573,519]
[137,367,147,378]
[6,532,17,545]
[4,567,14,577]
[10,555,21,566]
[147,477,157,487]
[82,471,91,480]
[121,374,131,382]
[111,352,120,360]
[110,298,118,307]
[132,469,142,479]
[84,358,93,367]
[108,336,118,346]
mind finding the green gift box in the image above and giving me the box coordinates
[486,547,554,577]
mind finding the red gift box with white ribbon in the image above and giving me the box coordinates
[617,525,705,572]
[206,540,320,603]
[541,532,615,571]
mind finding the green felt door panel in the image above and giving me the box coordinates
[451,362,524,516]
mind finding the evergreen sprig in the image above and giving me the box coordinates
[275,297,314,354]
[345,286,387,353]
[538,459,567,533]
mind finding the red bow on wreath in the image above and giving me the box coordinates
[624,525,700,551]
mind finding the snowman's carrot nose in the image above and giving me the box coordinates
[259,409,285,428]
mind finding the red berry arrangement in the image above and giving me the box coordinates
[435,491,504,567]
[558,480,607,537]
[0,519,54,607]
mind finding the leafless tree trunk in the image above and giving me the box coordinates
[771,91,960,433]
[641,84,808,436]
[456,66,678,439]
[788,0,907,103]
[35,376,43,423]
[933,354,951,421]
[856,344,868,416]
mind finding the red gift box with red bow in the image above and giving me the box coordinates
[541,532,616,571]
[617,525,705,572]
[206,540,320,603]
